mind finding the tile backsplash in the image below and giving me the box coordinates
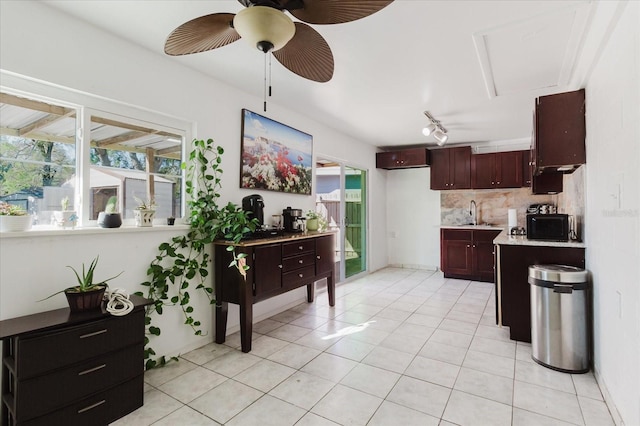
[441,188,556,227]
[441,169,585,239]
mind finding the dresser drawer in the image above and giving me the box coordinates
[16,310,144,379]
[23,374,144,426]
[282,253,315,273]
[282,239,314,257]
[282,265,315,289]
[15,343,143,422]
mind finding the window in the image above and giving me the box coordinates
[0,89,186,229]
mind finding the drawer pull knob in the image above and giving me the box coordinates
[298,259,304,264]
[298,246,303,250]
[77,399,106,414]
[299,273,304,278]
[317,256,320,260]
[80,329,108,339]
[278,264,283,269]
[78,364,107,376]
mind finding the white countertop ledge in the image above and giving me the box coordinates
[440,225,506,231]
[0,224,191,239]
[493,230,586,248]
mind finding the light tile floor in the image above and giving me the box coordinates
[113,268,614,426]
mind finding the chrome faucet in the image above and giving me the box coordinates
[470,200,477,226]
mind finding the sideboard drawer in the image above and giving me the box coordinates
[282,239,315,257]
[281,253,315,273]
[23,374,144,426]
[282,265,315,289]
[16,310,143,379]
[16,343,142,421]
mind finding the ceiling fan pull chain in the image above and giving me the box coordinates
[263,52,268,112]
[269,52,273,98]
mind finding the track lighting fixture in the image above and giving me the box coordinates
[422,111,448,145]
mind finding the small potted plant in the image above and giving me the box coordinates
[97,196,122,228]
[42,256,123,312]
[305,210,320,232]
[53,196,78,229]
[0,201,32,232]
[133,195,156,227]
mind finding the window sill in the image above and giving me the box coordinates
[0,224,191,239]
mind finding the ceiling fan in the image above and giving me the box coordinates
[164,0,394,83]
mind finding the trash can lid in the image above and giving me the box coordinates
[529,264,588,283]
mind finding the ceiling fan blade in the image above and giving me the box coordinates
[288,0,394,25]
[272,22,334,83]
[165,13,240,56]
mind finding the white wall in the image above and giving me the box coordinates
[0,1,387,358]
[583,2,640,424]
[385,168,441,270]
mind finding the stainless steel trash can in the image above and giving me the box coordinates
[529,264,590,373]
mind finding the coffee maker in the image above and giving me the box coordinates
[242,194,264,227]
[282,206,304,232]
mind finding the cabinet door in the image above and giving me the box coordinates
[473,230,501,282]
[450,147,471,189]
[376,151,400,169]
[315,235,335,275]
[442,240,472,276]
[430,149,450,190]
[535,89,586,171]
[253,244,283,297]
[471,153,496,189]
[522,150,532,187]
[496,151,523,188]
[400,148,429,168]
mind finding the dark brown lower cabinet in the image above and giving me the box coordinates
[496,243,585,342]
[0,295,151,426]
[214,233,335,353]
[441,228,501,282]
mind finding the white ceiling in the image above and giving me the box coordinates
[42,0,595,149]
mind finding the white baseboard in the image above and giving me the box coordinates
[593,367,625,425]
[388,263,438,271]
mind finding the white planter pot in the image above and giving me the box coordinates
[52,211,78,228]
[134,209,155,227]
[0,215,33,232]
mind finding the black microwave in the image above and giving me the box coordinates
[526,214,569,242]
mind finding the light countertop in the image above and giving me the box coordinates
[440,225,505,231]
[493,230,586,248]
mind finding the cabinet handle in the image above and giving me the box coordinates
[278,264,283,269]
[491,181,494,185]
[78,364,107,376]
[467,245,471,248]
[79,329,107,339]
[497,181,501,184]
[77,400,106,414]
[298,259,304,264]
[316,256,320,260]
[298,246,303,250]
[298,273,304,278]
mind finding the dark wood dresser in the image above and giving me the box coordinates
[0,295,151,425]
[214,232,335,353]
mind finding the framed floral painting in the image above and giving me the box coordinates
[240,109,313,195]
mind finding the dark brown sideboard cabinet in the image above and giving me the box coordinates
[0,295,151,426]
[430,146,472,190]
[214,232,335,353]
[440,228,501,282]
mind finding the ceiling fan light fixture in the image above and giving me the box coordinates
[234,6,296,52]
[434,129,449,146]
[422,123,437,137]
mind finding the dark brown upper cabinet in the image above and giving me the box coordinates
[376,148,430,169]
[522,150,563,194]
[430,146,471,190]
[471,151,523,189]
[534,89,586,174]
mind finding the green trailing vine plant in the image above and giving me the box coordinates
[135,138,258,370]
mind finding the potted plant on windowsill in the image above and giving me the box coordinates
[53,196,78,229]
[133,196,156,227]
[42,256,123,312]
[0,201,33,232]
[97,196,122,228]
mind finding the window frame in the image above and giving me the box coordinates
[1,71,192,230]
